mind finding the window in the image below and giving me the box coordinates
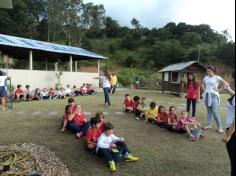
[164,72,169,81]
[171,72,179,83]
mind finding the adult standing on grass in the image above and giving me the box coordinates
[222,70,235,176]
[186,72,200,118]
[202,67,229,134]
[101,70,112,108]
[0,70,10,111]
[110,72,118,95]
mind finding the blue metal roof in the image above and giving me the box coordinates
[0,34,107,60]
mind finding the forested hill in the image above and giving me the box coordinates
[0,0,235,72]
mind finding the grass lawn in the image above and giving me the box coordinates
[0,90,231,176]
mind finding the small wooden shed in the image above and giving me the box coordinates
[159,61,206,96]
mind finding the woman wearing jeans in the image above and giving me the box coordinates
[101,70,111,108]
[222,70,235,176]
[186,73,200,118]
[202,67,229,134]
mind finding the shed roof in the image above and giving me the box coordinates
[0,34,107,60]
[159,61,206,72]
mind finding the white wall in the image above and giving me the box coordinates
[8,69,99,89]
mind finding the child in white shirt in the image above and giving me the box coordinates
[96,122,138,172]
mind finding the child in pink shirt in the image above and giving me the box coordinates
[176,111,202,140]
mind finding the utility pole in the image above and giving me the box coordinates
[197,45,201,62]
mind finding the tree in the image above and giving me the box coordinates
[131,18,141,29]
[180,32,202,46]
[105,16,120,38]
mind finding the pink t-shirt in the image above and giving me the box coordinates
[175,116,192,130]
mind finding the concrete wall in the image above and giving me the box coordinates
[8,69,99,89]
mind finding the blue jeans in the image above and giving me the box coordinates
[98,141,130,162]
[103,87,111,106]
[67,121,90,136]
[205,94,222,128]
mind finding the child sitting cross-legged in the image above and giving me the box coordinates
[156,106,168,128]
[96,122,139,172]
[123,94,134,113]
[86,117,102,151]
[145,102,158,123]
[165,106,178,131]
[175,111,202,141]
[135,97,148,120]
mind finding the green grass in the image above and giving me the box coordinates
[0,90,231,176]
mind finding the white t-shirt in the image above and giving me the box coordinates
[101,76,111,88]
[203,75,222,100]
[65,88,72,94]
[226,96,235,129]
[96,133,121,151]
[41,91,48,97]
[0,76,7,87]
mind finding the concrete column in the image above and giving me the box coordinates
[69,55,73,72]
[45,59,48,71]
[97,60,100,74]
[75,61,78,72]
[29,50,33,70]
[55,62,58,71]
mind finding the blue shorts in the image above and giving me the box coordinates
[0,86,7,97]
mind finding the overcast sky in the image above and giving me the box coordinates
[84,0,235,40]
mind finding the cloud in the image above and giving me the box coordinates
[84,0,235,39]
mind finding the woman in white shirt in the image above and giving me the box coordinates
[202,67,229,133]
[222,70,235,176]
[101,70,112,107]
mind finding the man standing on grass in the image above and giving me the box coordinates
[0,70,10,111]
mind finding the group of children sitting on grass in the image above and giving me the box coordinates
[124,94,204,141]
[61,98,139,172]
[14,84,95,102]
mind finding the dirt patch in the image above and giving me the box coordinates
[0,143,71,176]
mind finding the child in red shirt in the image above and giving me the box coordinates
[48,88,57,100]
[133,96,141,112]
[15,84,25,102]
[156,106,168,128]
[166,106,178,131]
[86,117,102,151]
[72,105,91,138]
[124,94,135,112]
[95,112,106,132]
[186,73,200,118]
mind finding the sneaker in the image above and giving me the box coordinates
[109,161,116,171]
[217,128,224,134]
[125,154,139,162]
[203,126,212,130]
[76,132,83,139]
[135,117,140,120]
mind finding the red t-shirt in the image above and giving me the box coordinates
[64,114,69,120]
[167,113,178,123]
[15,88,23,95]
[74,113,86,126]
[86,128,102,143]
[187,81,199,99]
[71,105,77,114]
[157,112,168,122]
[124,99,134,108]
[99,119,105,132]
[86,85,91,91]
[133,101,140,110]
[48,91,55,96]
